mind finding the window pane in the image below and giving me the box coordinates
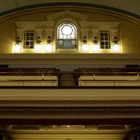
[100,31,110,49]
[23,31,35,49]
[64,40,71,48]
[57,23,77,49]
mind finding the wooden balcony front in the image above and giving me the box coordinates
[0,68,140,125]
[0,68,140,88]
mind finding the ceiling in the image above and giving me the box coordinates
[0,0,140,19]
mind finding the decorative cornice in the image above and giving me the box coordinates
[0,106,140,124]
[15,21,55,30]
[0,100,140,107]
[0,106,140,118]
[0,53,140,65]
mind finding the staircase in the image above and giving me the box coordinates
[59,72,76,87]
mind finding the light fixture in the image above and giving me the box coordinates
[35,37,42,53]
[12,37,21,53]
[113,36,120,52]
[66,125,70,128]
[45,36,53,52]
[113,44,120,52]
[93,36,99,52]
[82,36,89,52]
[93,44,99,52]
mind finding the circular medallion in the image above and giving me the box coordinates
[61,25,73,36]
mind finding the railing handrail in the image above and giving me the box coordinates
[0,68,139,88]
[0,69,140,72]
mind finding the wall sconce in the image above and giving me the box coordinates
[93,36,99,52]
[13,37,21,53]
[45,36,53,52]
[113,36,120,52]
[82,36,89,52]
[35,37,42,53]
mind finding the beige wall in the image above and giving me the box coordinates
[8,129,126,140]
[0,7,140,55]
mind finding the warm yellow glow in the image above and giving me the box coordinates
[113,44,120,52]
[82,44,89,52]
[45,43,53,52]
[93,44,100,52]
[35,44,42,53]
[13,44,21,53]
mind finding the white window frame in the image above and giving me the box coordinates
[56,22,78,50]
[99,31,111,49]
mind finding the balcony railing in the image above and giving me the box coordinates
[75,68,140,87]
[0,68,140,88]
[0,68,60,87]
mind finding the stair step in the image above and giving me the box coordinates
[60,72,75,87]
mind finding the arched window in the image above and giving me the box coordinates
[57,23,77,49]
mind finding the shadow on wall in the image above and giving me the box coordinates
[124,126,140,140]
[0,127,12,140]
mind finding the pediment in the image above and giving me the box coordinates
[46,10,88,21]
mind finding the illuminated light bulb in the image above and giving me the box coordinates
[35,43,42,53]
[13,44,21,53]
[45,43,53,52]
[82,44,89,52]
[113,44,120,52]
[93,44,99,52]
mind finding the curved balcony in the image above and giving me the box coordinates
[0,68,140,88]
